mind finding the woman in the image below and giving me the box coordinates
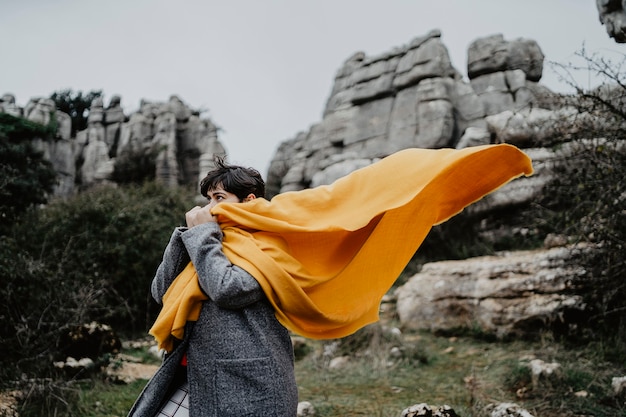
[127,156,298,417]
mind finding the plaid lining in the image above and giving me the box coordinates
[157,381,189,417]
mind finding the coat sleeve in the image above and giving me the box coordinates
[180,222,265,309]
[151,228,191,304]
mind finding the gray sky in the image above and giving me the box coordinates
[1,0,623,176]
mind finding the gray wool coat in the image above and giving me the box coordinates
[127,222,298,417]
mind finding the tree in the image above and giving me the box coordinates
[50,89,102,136]
[111,145,163,185]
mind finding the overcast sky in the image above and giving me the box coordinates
[1,0,623,175]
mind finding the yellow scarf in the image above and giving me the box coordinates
[150,144,533,351]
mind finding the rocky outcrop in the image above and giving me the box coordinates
[1,93,226,196]
[75,94,225,191]
[15,95,76,195]
[261,31,615,340]
[596,0,626,43]
[0,93,22,117]
[394,244,589,338]
[266,30,551,197]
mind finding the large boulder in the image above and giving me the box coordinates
[395,245,588,338]
[467,34,544,81]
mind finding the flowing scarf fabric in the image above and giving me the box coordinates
[150,144,533,351]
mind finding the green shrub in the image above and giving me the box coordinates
[503,361,532,393]
[111,145,164,185]
[0,182,196,387]
[535,140,626,345]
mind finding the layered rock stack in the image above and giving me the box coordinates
[261,29,615,339]
[76,96,225,186]
[76,95,225,191]
[266,30,549,197]
[1,94,75,195]
[395,244,589,338]
[0,94,226,196]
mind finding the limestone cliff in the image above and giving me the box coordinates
[75,95,225,191]
[258,30,623,339]
[0,94,226,196]
[266,30,550,198]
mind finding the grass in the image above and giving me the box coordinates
[295,331,517,417]
[70,379,147,417]
[63,326,625,417]
[293,330,626,417]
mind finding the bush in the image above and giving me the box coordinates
[0,182,196,386]
[111,145,163,184]
[539,140,626,343]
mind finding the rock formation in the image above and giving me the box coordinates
[0,93,226,196]
[7,95,76,196]
[0,93,22,117]
[266,30,550,197]
[596,0,626,43]
[395,244,589,338]
[75,94,225,191]
[262,29,626,340]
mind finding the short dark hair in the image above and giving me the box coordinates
[200,155,265,200]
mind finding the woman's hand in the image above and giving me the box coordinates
[185,206,217,227]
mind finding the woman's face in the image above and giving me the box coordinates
[205,185,240,210]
